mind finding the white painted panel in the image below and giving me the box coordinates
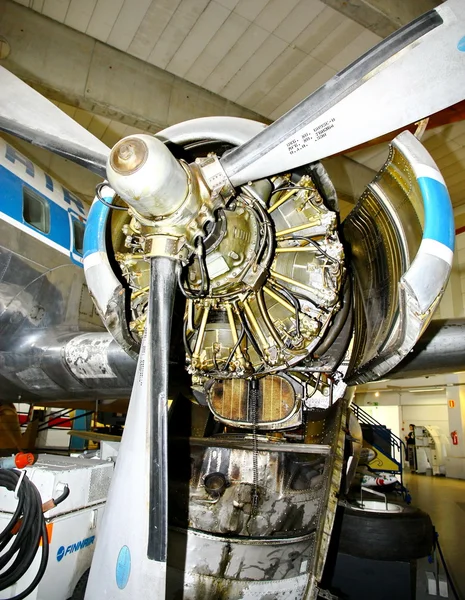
[216,0,239,8]
[348,148,389,173]
[294,6,345,54]
[270,63,336,119]
[234,0,269,21]
[86,0,125,43]
[237,45,306,110]
[456,231,465,250]
[401,404,449,441]
[444,171,465,189]
[439,151,465,175]
[167,1,231,78]
[203,23,269,94]
[448,120,465,140]
[57,102,76,119]
[273,0,325,43]
[310,18,364,66]
[42,0,70,21]
[147,0,210,69]
[87,114,111,140]
[441,163,465,181]
[424,133,452,153]
[127,0,182,60]
[254,53,326,116]
[427,121,465,144]
[121,124,146,137]
[13,0,30,7]
[450,130,465,148]
[255,0,300,33]
[65,0,98,32]
[363,405,401,440]
[32,0,45,11]
[327,29,381,71]
[221,34,287,102]
[101,119,128,148]
[106,0,153,51]
[187,11,250,86]
[428,139,461,162]
[73,108,94,130]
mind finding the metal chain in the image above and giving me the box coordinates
[250,379,260,512]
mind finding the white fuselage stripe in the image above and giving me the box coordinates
[0,210,70,257]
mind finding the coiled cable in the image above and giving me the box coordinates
[0,469,49,600]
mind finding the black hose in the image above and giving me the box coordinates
[237,309,264,361]
[178,237,209,299]
[183,318,193,358]
[435,531,462,600]
[53,485,70,507]
[222,324,245,372]
[95,182,127,210]
[280,235,340,266]
[267,281,302,339]
[0,469,49,600]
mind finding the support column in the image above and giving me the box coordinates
[445,373,465,478]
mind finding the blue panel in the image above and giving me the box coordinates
[45,173,54,192]
[83,199,110,258]
[0,164,23,221]
[417,176,454,251]
[62,186,86,216]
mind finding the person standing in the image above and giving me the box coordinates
[405,423,417,472]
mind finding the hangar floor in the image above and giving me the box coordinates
[405,472,465,599]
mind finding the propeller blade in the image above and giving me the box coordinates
[84,256,179,599]
[0,66,109,176]
[147,256,178,565]
[221,0,465,187]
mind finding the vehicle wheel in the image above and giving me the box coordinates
[70,569,90,600]
[336,500,434,561]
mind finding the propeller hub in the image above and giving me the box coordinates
[110,138,147,174]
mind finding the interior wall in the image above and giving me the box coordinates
[362,405,401,440]
[401,404,449,441]
[355,391,450,450]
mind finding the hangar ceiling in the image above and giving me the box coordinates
[13,0,383,121]
[3,0,465,214]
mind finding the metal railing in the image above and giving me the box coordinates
[351,403,407,474]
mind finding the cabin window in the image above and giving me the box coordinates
[22,187,50,234]
[73,219,85,255]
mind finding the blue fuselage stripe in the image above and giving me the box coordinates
[0,163,84,267]
[418,176,454,251]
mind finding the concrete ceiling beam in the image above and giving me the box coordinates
[0,0,267,134]
[320,0,442,38]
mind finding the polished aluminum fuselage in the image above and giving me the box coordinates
[0,137,135,403]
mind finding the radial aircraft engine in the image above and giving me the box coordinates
[0,1,464,598]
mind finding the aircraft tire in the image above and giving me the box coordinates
[337,501,434,561]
